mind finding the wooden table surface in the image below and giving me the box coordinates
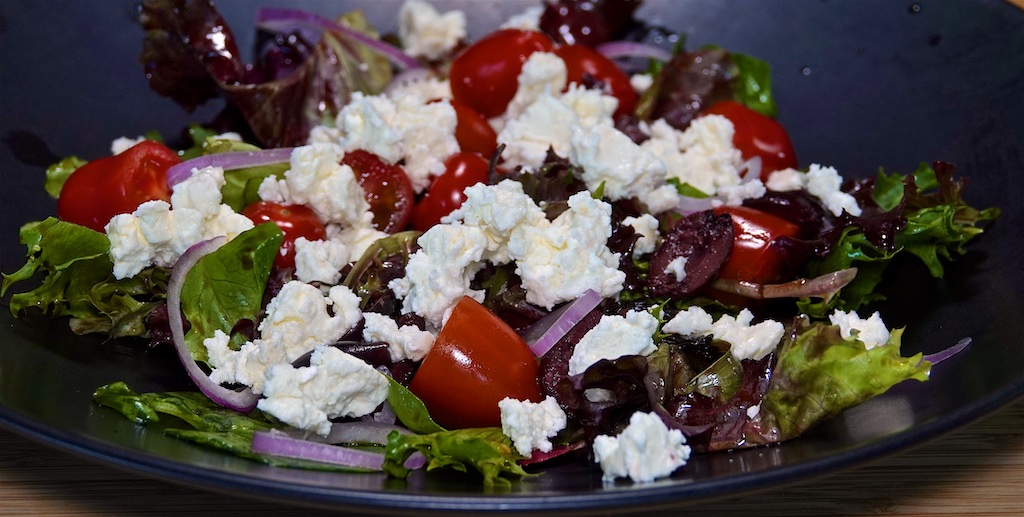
[1,397,1021,516]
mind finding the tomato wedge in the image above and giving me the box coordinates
[341,150,415,232]
[702,100,797,181]
[57,140,180,232]
[449,29,555,118]
[409,296,543,429]
[713,205,802,285]
[411,152,490,232]
[554,44,637,118]
[241,201,327,269]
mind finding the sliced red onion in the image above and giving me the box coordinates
[251,430,426,470]
[596,41,673,63]
[673,195,717,215]
[167,236,260,413]
[255,7,421,70]
[739,155,763,182]
[523,289,602,357]
[922,337,971,366]
[324,421,411,445]
[166,147,295,187]
[709,268,858,300]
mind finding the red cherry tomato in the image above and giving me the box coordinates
[242,201,327,269]
[57,140,179,232]
[340,150,415,232]
[713,205,802,285]
[449,29,555,118]
[411,152,490,232]
[554,44,637,118]
[409,296,543,429]
[448,99,499,157]
[702,101,797,181]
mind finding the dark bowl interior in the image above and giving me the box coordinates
[1,0,1022,513]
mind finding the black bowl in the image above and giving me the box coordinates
[1,0,1022,513]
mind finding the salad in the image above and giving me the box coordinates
[1,0,1000,487]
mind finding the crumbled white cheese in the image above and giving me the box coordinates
[712,309,785,361]
[385,76,452,101]
[390,224,489,329]
[715,179,767,207]
[746,404,761,419]
[805,164,862,217]
[204,282,363,394]
[499,5,544,31]
[293,237,351,285]
[443,179,547,264]
[640,116,744,196]
[621,214,660,258]
[664,256,688,282]
[110,136,146,155]
[505,52,568,120]
[334,92,459,192]
[630,73,654,94]
[662,306,782,361]
[257,345,390,436]
[258,143,372,229]
[507,191,625,309]
[661,306,714,336]
[498,92,581,170]
[765,167,806,191]
[498,396,568,456]
[828,309,891,349]
[569,122,680,213]
[593,411,691,483]
[398,0,466,60]
[361,312,435,362]
[328,224,388,261]
[567,309,659,376]
[105,166,253,279]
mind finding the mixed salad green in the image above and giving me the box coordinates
[2,0,999,487]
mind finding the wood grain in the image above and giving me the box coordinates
[1,397,1021,516]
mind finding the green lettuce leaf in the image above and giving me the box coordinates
[93,382,374,472]
[44,156,87,199]
[386,377,446,435]
[730,52,777,117]
[383,427,531,487]
[761,318,930,438]
[180,222,282,362]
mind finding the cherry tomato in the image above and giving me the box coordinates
[702,101,797,181]
[713,205,802,285]
[411,152,490,232]
[449,29,555,118]
[242,201,327,269]
[409,296,543,429]
[554,44,637,118]
[448,99,499,157]
[340,150,415,232]
[57,140,179,232]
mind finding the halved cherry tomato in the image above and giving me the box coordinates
[449,29,555,118]
[447,99,499,157]
[554,44,637,118]
[57,140,179,232]
[341,150,415,232]
[713,205,802,285]
[702,101,797,181]
[409,296,543,429]
[242,201,327,269]
[411,152,490,232]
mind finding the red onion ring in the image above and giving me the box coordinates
[922,337,971,366]
[252,430,426,470]
[522,289,602,357]
[255,7,421,70]
[166,147,295,187]
[596,41,673,63]
[167,236,260,413]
